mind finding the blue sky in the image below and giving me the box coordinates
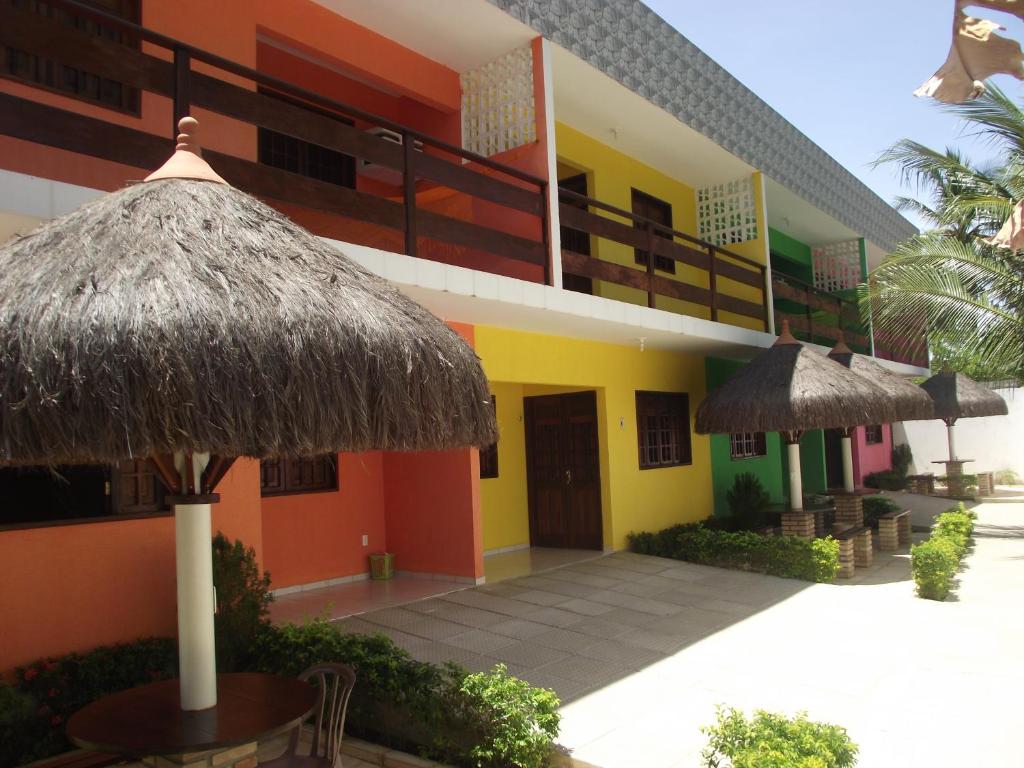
[641,1,1024,230]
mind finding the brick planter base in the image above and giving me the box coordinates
[781,511,816,539]
[833,493,864,527]
[837,537,855,579]
[854,528,872,568]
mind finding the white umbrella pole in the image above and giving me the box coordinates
[946,420,957,462]
[841,432,855,493]
[787,440,803,511]
[173,452,217,711]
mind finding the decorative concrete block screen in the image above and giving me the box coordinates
[461,46,536,157]
[813,240,861,292]
[697,177,758,246]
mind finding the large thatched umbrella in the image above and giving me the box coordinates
[920,371,1007,461]
[827,339,935,492]
[696,322,897,513]
[0,119,496,711]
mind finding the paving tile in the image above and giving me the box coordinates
[543,569,621,589]
[523,578,603,599]
[440,590,536,617]
[488,618,554,640]
[578,638,666,668]
[598,607,663,628]
[516,669,596,703]
[404,600,508,628]
[594,555,668,574]
[617,627,692,654]
[557,597,617,616]
[491,640,571,670]
[360,607,427,630]
[475,582,529,597]
[611,579,671,597]
[567,616,635,639]
[511,589,569,607]
[399,616,471,641]
[535,654,635,685]
[444,628,518,654]
[330,616,382,636]
[524,605,587,628]
[531,627,601,652]
[408,643,487,669]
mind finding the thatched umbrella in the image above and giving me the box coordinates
[827,339,935,492]
[920,371,1007,461]
[0,119,496,711]
[696,322,897,512]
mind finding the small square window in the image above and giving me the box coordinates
[636,391,691,469]
[730,431,767,460]
[864,425,884,445]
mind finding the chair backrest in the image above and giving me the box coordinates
[299,662,357,766]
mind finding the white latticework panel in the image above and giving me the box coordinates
[696,177,758,246]
[461,46,536,157]
[813,240,862,292]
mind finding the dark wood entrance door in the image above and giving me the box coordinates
[524,391,603,550]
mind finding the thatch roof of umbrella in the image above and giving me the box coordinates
[919,370,1008,422]
[827,339,934,422]
[0,119,496,467]
[695,322,900,435]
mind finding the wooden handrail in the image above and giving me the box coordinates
[48,0,547,189]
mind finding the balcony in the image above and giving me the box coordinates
[557,187,771,332]
[0,1,548,282]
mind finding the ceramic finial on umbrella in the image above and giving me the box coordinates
[774,318,799,345]
[145,116,227,185]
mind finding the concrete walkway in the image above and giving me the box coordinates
[333,499,1024,767]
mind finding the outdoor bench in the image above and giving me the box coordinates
[907,473,935,495]
[878,509,912,551]
[27,750,125,768]
[977,471,994,496]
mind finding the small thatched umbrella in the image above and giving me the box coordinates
[920,371,1008,461]
[696,322,897,512]
[827,339,935,492]
[0,119,496,711]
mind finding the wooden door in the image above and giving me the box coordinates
[558,173,594,294]
[524,391,603,550]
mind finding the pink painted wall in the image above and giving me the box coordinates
[852,424,893,487]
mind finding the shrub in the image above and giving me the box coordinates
[252,620,561,767]
[702,706,857,767]
[13,637,178,761]
[892,443,913,476]
[0,682,49,768]
[864,470,906,491]
[863,496,900,527]
[911,504,975,600]
[725,473,771,531]
[994,468,1021,485]
[628,524,838,583]
[437,664,561,768]
[212,532,273,672]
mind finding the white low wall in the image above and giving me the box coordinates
[893,387,1023,478]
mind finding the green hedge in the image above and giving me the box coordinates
[862,496,900,527]
[864,470,906,491]
[911,504,976,600]
[702,706,858,768]
[628,523,839,583]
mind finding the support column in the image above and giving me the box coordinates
[841,429,855,493]
[782,430,814,539]
[946,418,957,462]
[174,499,217,711]
[833,492,864,527]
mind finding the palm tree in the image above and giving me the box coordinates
[864,85,1024,380]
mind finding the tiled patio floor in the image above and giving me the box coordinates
[270,576,463,624]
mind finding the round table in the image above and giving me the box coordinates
[67,673,318,758]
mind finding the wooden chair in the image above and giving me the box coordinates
[262,663,357,768]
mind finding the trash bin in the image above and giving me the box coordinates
[368,552,394,580]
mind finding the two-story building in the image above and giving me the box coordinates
[0,0,925,670]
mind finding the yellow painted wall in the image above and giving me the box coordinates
[475,326,714,552]
[555,122,768,332]
[480,381,529,552]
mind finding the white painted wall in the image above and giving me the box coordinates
[893,387,1023,477]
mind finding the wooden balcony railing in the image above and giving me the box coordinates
[0,0,550,281]
[771,273,871,352]
[557,188,771,331]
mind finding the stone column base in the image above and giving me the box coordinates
[833,493,864,527]
[837,538,855,579]
[854,528,873,568]
[781,511,816,539]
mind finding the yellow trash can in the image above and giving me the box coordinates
[369,552,394,580]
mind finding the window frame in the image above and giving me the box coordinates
[864,424,884,445]
[1,0,142,115]
[729,431,767,460]
[635,390,692,470]
[259,453,339,497]
[479,395,499,479]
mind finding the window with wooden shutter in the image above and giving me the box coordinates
[865,424,884,444]
[632,189,675,274]
[730,431,767,460]
[113,458,165,514]
[260,454,338,496]
[1,0,141,113]
[479,395,499,479]
[636,391,691,469]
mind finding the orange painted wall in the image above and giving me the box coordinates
[0,459,262,671]
[260,452,387,589]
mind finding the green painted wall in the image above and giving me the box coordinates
[768,227,813,283]
[705,357,786,515]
